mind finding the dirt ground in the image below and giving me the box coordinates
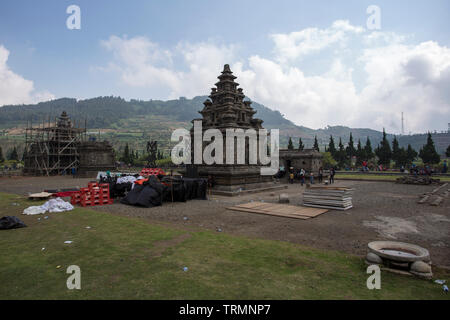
[1,175,449,267]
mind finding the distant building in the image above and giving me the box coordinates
[24,111,115,176]
[279,148,323,173]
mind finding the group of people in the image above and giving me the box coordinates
[409,164,434,176]
[409,161,448,175]
[283,166,336,185]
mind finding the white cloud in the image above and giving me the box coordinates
[100,36,236,99]
[270,20,364,63]
[357,41,450,132]
[99,21,450,133]
[0,45,54,106]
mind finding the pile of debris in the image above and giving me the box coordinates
[418,183,448,207]
[396,175,441,185]
[303,186,354,210]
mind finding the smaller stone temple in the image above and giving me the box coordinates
[190,64,283,195]
[77,140,116,177]
[279,149,323,172]
[24,111,116,176]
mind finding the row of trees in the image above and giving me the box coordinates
[0,146,19,162]
[287,136,319,152]
[374,130,441,167]
[287,130,445,169]
[119,143,165,165]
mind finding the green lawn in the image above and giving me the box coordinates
[0,192,448,300]
[336,173,450,182]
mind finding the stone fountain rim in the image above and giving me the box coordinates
[368,241,430,262]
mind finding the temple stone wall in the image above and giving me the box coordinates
[77,141,116,177]
[279,149,323,173]
[190,64,279,193]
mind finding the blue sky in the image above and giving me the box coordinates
[1,0,449,133]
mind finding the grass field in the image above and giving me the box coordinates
[0,192,448,300]
[336,173,450,182]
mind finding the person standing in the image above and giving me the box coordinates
[300,168,305,186]
[329,167,335,184]
[318,167,323,183]
[310,171,314,184]
[289,171,294,184]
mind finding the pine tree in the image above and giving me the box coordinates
[419,133,440,165]
[406,144,418,165]
[0,146,4,163]
[313,136,319,152]
[336,138,347,169]
[345,133,356,160]
[287,137,294,150]
[356,139,365,166]
[375,129,392,167]
[391,136,401,168]
[446,145,450,158]
[364,137,374,160]
[328,135,336,158]
[396,147,409,168]
[122,143,130,164]
[298,138,304,151]
[8,146,19,161]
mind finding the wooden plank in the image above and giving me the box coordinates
[293,207,328,217]
[256,203,280,211]
[227,202,329,219]
[227,206,311,220]
[237,201,269,209]
[273,205,300,214]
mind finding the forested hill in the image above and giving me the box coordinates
[0,96,292,129]
[0,96,448,154]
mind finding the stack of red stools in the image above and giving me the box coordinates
[140,168,165,177]
[70,182,113,207]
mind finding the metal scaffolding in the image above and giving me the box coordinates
[23,111,86,176]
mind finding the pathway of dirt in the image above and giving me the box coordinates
[1,176,449,267]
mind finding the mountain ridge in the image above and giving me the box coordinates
[0,96,448,154]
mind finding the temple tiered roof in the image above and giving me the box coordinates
[196,64,263,130]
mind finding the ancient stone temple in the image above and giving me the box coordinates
[77,140,116,177]
[279,149,323,173]
[24,111,85,176]
[24,111,116,177]
[190,64,283,195]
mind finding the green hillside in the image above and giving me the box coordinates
[0,96,448,156]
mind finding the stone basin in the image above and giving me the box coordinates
[368,241,430,263]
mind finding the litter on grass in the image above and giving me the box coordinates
[23,206,46,215]
[0,216,27,230]
[64,241,73,244]
[23,197,74,215]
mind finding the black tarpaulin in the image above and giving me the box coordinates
[0,216,27,230]
[120,175,167,208]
